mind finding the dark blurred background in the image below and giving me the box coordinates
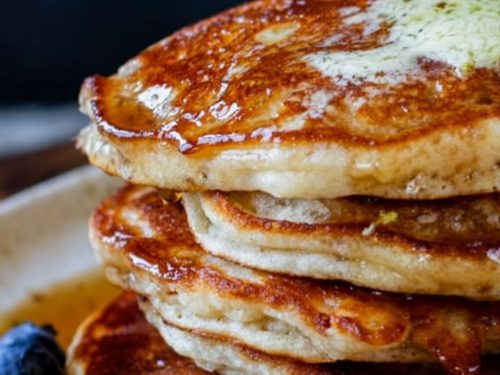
[0,0,242,196]
[0,0,243,102]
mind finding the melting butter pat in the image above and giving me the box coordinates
[306,0,500,85]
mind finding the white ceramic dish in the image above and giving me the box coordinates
[0,166,121,314]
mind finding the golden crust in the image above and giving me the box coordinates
[179,191,500,299]
[81,0,500,149]
[66,292,210,375]
[89,186,500,375]
[78,0,500,199]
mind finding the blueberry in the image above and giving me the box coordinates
[0,323,65,375]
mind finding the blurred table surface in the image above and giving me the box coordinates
[0,142,87,199]
[0,103,88,199]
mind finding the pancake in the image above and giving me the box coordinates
[89,185,500,375]
[66,292,210,375]
[77,0,500,199]
[182,191,500,300]
[67,292,500,375]
[140,299,500,375]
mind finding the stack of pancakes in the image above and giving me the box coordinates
[68,1,500,374]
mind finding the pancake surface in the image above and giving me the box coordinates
[89,185,500,375]
[66,292,210,375]
[78,0,500,199]
[182,191,500,299]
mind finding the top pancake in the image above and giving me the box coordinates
[78,0,500,199]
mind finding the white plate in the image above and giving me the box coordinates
[0,166,121,313]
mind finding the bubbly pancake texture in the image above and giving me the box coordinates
[182,191,500,299]
[66,292,210,375]
[89,186,500,375]
[78,0,500,199]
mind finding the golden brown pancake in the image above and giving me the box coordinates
[67,292,500,375]
[181,191,500,299]
[77,0,500,199]
[89,186,500,375]
[140,298,500,375]
[66,292,210,375]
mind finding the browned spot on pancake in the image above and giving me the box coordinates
[91,186,500,375]
[411,307,483,375]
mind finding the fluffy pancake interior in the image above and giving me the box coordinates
[141,299,499,375]
[181,191,500,299]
